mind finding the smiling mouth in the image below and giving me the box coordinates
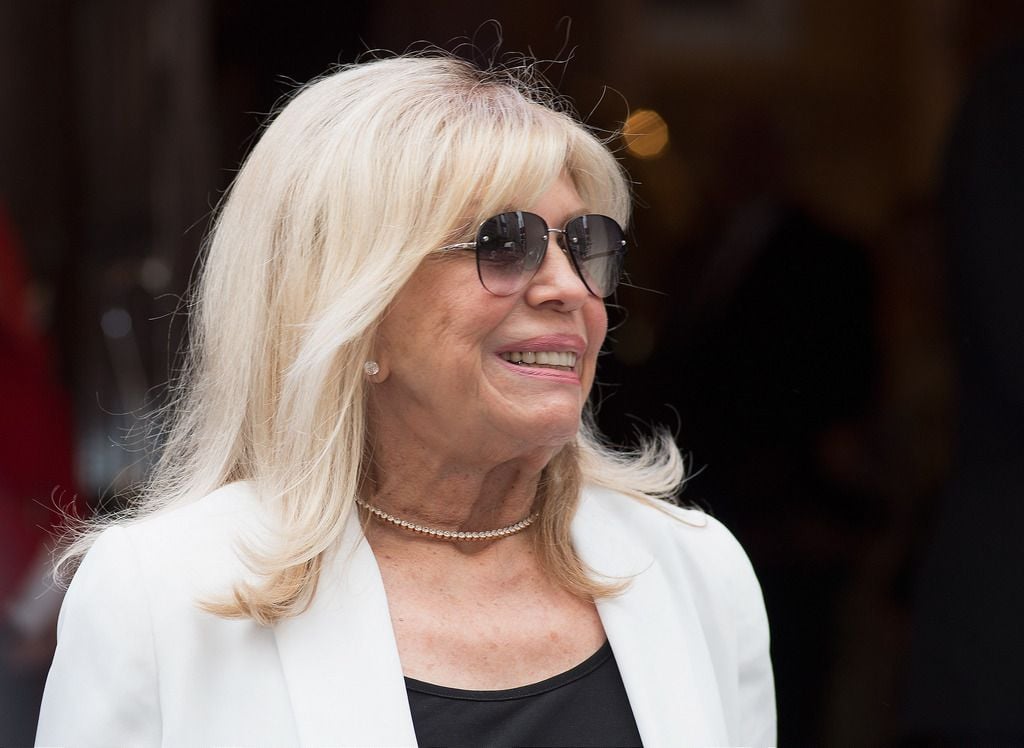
[499,351,578,371]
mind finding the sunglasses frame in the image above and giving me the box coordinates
[440,211,628,298]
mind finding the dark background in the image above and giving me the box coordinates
[2,1,1023,745]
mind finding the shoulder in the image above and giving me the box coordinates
[40,483,294,744]
[81,481,265,601]
[579,485,754,574]
[126,480,261,536]
[576,485,765,618]
[581,483,710,531]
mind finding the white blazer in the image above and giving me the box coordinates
[37,483,775,747]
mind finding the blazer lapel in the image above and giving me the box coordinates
[572,491,730,747]
[273,492,730,746]
[274,514,417,747]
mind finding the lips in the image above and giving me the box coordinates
[495,335,587,373]
[499,350,578,368]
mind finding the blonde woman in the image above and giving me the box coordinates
[37,55,775,747]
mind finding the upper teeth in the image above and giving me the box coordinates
[500,351,578,367]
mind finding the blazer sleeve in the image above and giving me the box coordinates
[36,526,162,747]
[728,534,777,748]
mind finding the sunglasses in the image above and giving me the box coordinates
[440,211,628,298]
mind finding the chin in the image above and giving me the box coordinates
[486,386,587,450]
[513,412,582,451]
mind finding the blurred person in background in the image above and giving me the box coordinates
[903,41,1024,746]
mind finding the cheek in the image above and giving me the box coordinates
[587,301,609,349]
[382,293,505,380]
[580,301,608,388]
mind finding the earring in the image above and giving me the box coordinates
[363,361,380,377]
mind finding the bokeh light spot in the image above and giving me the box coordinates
[623,109,670,159]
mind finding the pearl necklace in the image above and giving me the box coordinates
[355,498,538,541]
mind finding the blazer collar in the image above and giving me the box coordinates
[573,488,730,747]
[273,514,418,746]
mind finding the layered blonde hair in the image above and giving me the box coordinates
[63,54,685,624]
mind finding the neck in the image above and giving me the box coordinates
[356,497,538,541]
[363,400,567,547]
[363,456,546,536]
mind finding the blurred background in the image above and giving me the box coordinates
[2,0,1023,745]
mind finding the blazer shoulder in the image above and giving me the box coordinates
[580,485,761,595]
[582,485,746,553]
[98,481,265,600]
[40,524,163,745]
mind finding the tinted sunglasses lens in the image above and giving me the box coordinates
[475,212,546,295]
[564,215,627,297]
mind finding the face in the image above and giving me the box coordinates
[371,173,609,467]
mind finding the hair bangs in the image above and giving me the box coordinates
[428,95,629,247]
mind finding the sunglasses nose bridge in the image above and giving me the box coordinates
[534,227,573,267]
[529,226,592,295]
[544,227,570,254]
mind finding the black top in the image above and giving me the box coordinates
[405,640,643,747]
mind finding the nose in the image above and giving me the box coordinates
[524,230,590,309]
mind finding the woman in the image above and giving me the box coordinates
[37,54,775,747]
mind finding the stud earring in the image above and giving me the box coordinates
[363,361,380,377]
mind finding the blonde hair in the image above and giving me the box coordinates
[60,54,685,623]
